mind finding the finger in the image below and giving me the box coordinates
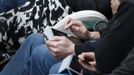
[79,59,91,66]
[46,40,60,48]
[89,61,96,66]
[48,36,61,41]
[65,21,74,30]
[55,52,69,59]
[48,46,61,55]
[78,59,91,68]
[64,17,72,29]
[78,59,86,66]
[79,59,96,71]
[46,36,68,48]
[65,19,81,29]
[49,50,62,59]
[81,52,95,57]
[82,52,95,58]
[80,52,95,62]
[48,47,67,58]
[48,46,58,52]
[78,54,85,61]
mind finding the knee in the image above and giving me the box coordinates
[31,44,60,66]
[26,33,45,44]
[31,45,50,63]
[27,33,43,40]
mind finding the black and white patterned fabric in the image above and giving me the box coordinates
[0,0,73,52]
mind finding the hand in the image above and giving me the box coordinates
[64,18,90,40]
[78,52,97,71]
[46,36,75,59]
[111,0,120,15]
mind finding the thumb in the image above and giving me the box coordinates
[89,61,96,66]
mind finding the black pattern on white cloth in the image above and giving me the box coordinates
[0,0,73,52]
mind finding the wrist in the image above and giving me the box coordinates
[86,31,91,39]
[89,31,100,40]
[69,43,75,55]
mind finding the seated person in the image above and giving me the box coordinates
[1,33,133,75]
[1,0,134,73]
[2,0,130,75]
[0,33,51,75]
[1,33,134,75]
[0,0,111,64]
[110,48,134,75]
[0,0,111,70]
[0,0,73,59]
[1,0,134,75]
[47,0,134,74]
[78,47,134,75]
[0,0,112,56]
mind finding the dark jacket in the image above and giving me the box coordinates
[109,48,134,75]
[83,47,134,75]
[75,0,134,74]
[66,0,112,19]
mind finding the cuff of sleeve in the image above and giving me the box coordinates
[75,41,96,56]
[75,43,87,55]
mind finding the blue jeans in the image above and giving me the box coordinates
[0,0,26,13]
[49,61,69,75]
[29,44,61,75]
[0,33,60,75]
[0,33,88,75]
[0,33,44,75]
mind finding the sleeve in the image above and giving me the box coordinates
[75,40,96,55]
[95,2,134,73]
[82,48,134,75]
[110,48,134,75]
